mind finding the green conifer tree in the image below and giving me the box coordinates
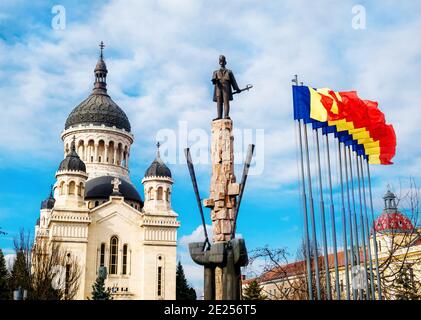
[0,249,10,299]
[176,261,196,300]
[243,280,266,300]
[91,272,111,300]
[9,249,30,294]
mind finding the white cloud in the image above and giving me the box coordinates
[179,224,213,246]
[1,0,420,193]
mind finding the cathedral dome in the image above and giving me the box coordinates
[41,187,55,210]
[144,144,172,178]
[64,42,131,132]
[85,175,143,206]
[58,138,86,172]
[374,190,414,233]
[65,94,131,132]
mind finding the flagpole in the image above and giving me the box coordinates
[359,155,376,299]
[303,121,322,300]
[325,134,341,299]
[297,120,314,300]
[343,145,357,299]
[293,76,314,300]
[315,129,331,299]
[338,141,351,300]
[355,151,370,300]
[348,148,364,299]
[366,160,383,300]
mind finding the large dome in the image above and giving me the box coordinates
[85,175,143,206]
[65,94,131,132]
[64,47,131,132]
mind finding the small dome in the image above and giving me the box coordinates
[94,59,107,73]
[85,175,143,206]
[58,138,86,172]
[374,190,413,233]
[41,187,55,210]
[145,144,172,178]
[374,212,414,233]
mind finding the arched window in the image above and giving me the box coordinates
[100,243,105,267]
[77,182,83,196]
[148,187,154,200]
[109,236,119,275]
[166,188,170,201]
[122,244,128,275]
[60,181,65,195]
[378,240,382,252]
[68,181,76,195]
[157,187,163,200]
[95,200,99,207]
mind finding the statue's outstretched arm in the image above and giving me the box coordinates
[229,71,240,91]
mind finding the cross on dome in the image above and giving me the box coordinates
[156,141,161,158]
[99,41,105,59]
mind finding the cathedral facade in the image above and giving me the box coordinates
[34,45,180,300]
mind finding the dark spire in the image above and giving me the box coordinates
[156,141,161,158]
[41,184,56,210]
[58,136,86,172]
[144,142,172,178]
[93,41,108,95]
[69,135,78,156]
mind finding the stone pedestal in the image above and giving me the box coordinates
[204,119,240,243]
[203,119,241,300]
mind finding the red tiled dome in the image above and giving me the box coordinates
[374,212,414,233]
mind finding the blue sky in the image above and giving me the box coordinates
[1,0,421,295]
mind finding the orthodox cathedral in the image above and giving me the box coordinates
[34,44,180,300]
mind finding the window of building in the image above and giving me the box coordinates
[68,181,76,195]
[378,240,382,252]
[157,266,162,297]
[65,264,70,297]
[109,236,118,274]
[157,187,163,200]
[60,181,65,195]
[122,244,128,275]
[100,243,105,267]
[77,182,83,196]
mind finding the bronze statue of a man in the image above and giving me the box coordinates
[212,55,241,120]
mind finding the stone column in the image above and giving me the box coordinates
[84,142,88,161]
[113,147,117,165]
[94,143,99,162]
[204,119,240,300]
[104,143,109,163]
[119,149,124,166]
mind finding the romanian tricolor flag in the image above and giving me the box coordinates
[292,85,396,165]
